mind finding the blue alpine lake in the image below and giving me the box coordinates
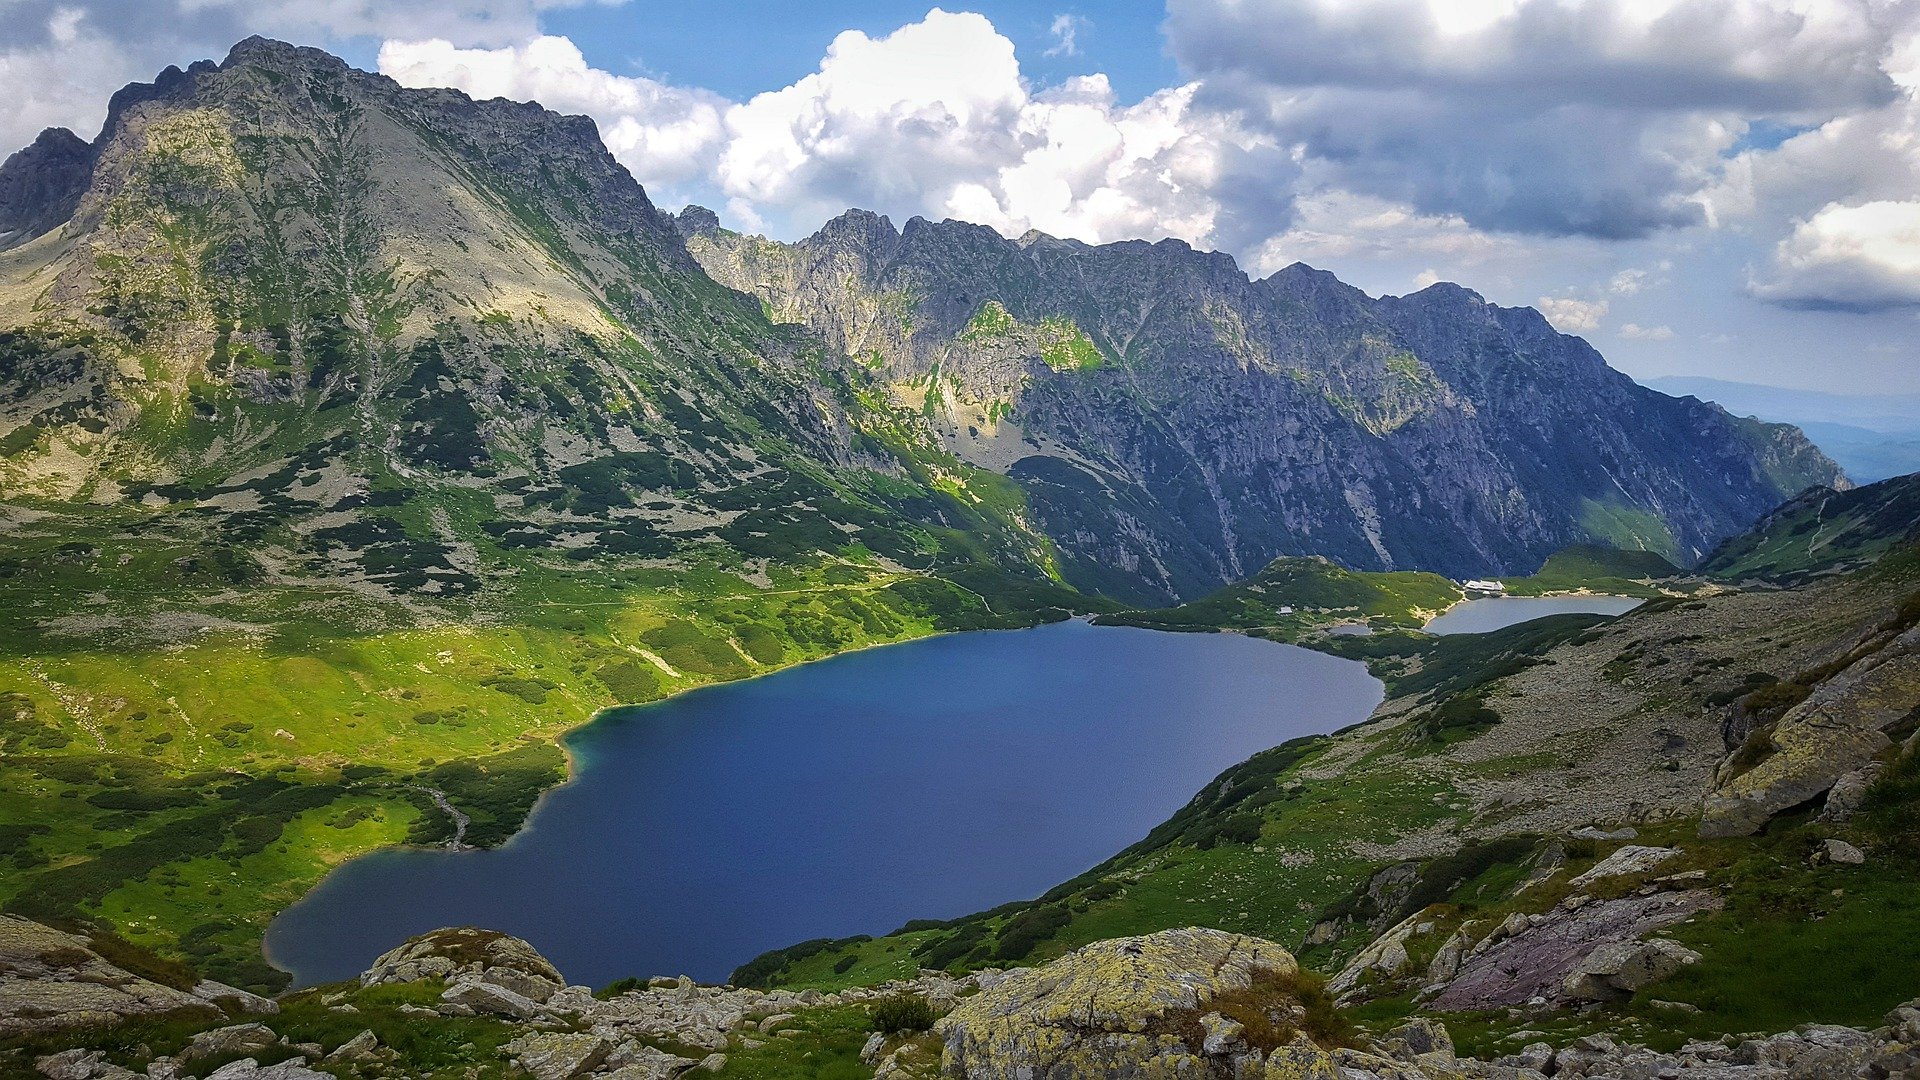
[265,620,1385,988]
[1423,595,1643,635]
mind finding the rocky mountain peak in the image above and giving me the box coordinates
[0,127,94,248]
[673,204,723,239]
[812,207,900,253]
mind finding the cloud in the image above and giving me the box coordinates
[1619,322,1675,340]
[379,10,1290,250]
[1537,295,1609,333]
[1165,0,1907,239]
[1045,13,1086,58]
[1609,268,1648,295]
[1749,200,1920,310]
[378,36,728,197]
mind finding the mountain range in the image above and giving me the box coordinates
[0,37,1841,614]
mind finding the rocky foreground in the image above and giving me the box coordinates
[7,923,1918,1079]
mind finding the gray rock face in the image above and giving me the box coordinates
[0,127,93,249]
[690,212,1841,602]
[503,1031,612,1080]
[1567,844,1682,886]
[0,915,216,1035]
[1702,624,1920,838]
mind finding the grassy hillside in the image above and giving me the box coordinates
[1093,556,1461,637]
[1498,543,1687,597]
[1700,472,1920,581]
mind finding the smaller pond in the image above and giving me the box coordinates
[1424,595,1643,636]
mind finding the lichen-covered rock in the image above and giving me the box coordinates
[360,926,565,1000]
[1701,624,1920,838]
[503,1031,610,1080]
[1329,912,1426,998]
[182,1022,279,1062]
[0,915,215,1035]
[935,927,1309,1078]
[442,979,546,1020]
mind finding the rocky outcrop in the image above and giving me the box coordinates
[935,927,1325,1079]
[360,925,566,1001]
[1429,890,1721,1012]
[1701,624,1920,838]
[0,915,216,1035]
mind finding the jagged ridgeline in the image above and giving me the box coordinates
[684,210,1842,603]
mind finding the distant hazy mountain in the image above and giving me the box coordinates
[1647,377,1920,483]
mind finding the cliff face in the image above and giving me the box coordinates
[687,210,1843,602]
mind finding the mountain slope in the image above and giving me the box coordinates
[1700,471,1920,582]
[0,39,1083,989]
[685,209,1842,603]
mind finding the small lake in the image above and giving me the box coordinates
[1424,595,1643,635]
[266,621,1384,988]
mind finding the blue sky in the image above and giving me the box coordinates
[542,2,1181,103]
[3,0,1919,398]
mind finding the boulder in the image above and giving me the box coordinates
[1817,763,1884,823]
[1818,838,1867,865]
[598,1043,699,1079]
[1373,1018,1454,1062]
[190,980,279,1015]
[442,979,545,1020]
[1264,1034,1339,1078]
[1567,845,1680,886]
[33,1050,139,1080]
[0,916,217,1035]
[1329,912,1425,998]
[1430,890,1720,1011]
[324,1030,380,1063]
[503,1032,611,1080]
[936,927,1313,1078]
[360,927,565,1000]
[182,1023,279,1062]
[1569,826,1637,841]
[1561,939,1700,1001]
[201,1062,332,1080]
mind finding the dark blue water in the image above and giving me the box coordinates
[264,621,1382,988]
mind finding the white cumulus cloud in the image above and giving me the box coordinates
[383,9,1289,250]
[378,35,728,196]
[1537,296,1610,333]
[1750,200,1920,310]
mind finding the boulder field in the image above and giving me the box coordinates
[9,923,1920,1079]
